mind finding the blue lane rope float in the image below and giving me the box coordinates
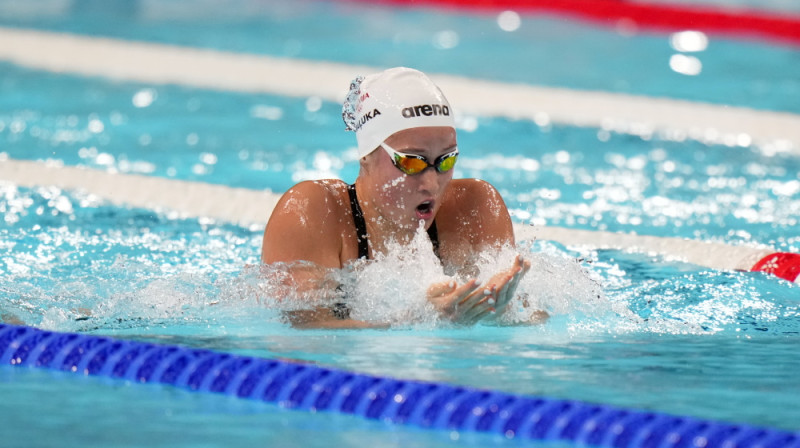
[2,323,799,447]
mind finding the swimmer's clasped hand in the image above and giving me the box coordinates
[427,278,491,324]
[427,255,531,325]
[486,255,530,315]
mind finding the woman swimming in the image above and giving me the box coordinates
[261,67,533,328]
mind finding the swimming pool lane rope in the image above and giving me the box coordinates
[2,26,800,151]
[2,324,798,447]
[367,0,800,47]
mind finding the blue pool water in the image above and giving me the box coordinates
[1,0,799,446]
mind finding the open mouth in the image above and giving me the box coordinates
[415,200,434,219]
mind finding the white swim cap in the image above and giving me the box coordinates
[342,67,455,158]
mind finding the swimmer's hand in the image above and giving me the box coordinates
[483,255,530,316]
[427,256,531,325]
[427,278,495,325]
[483,256,549,325]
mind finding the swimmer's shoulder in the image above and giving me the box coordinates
[444,178,507,211]
[272,179,351,217]
[262,179,352,265]
[439,178,513,247]
[270,179,350,231]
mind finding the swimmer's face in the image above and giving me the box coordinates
[362,126,457,231]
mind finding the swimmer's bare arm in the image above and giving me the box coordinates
[262,181,344,268]
[441,180,546,323]
[440,179,515,267]
[261,181,380,328]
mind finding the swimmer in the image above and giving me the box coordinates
[262,67,536,328]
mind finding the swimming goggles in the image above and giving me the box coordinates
[381,142,459,175]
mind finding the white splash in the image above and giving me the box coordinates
[347,224,447,326]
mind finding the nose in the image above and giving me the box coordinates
[416,166,441,194]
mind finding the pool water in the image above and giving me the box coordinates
[1,0,799,446]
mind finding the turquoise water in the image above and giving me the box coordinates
[1,0,800,446]
[1,0,799,113]
[3,62,798,249]
[2,367,525,448]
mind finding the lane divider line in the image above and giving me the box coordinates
[1,27,799,151]
[3,158,797,282]
[516,225,770,275]
[362,0,800,47]
[3,323,798,447]
[0,158,280,228]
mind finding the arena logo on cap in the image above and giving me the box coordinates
[401,104,450,118]
[353,108,381,131]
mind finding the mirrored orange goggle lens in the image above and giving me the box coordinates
[397,157,429,174]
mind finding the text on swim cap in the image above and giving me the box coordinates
[401,104,450,118]
[354,108,381,131]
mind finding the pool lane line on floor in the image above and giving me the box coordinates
[3,158,798,282]
[1,323,799,447]
[360,0,800,48]
[1,26,799,153]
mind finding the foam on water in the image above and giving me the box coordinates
[230,223,607,328]
[2,185,798,339]
[346,226,446,326]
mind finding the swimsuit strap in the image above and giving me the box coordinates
[428,219,440,256]
[347,183,440,260]
[347,183,370,260]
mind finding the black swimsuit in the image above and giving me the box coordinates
[347,183,439,259]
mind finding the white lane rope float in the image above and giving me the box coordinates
[1,27,799,152]
[2,158,798,282]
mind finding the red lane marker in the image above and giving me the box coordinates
[357,0,800,46]
[751,253,800,282]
